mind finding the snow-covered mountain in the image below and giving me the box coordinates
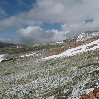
[77,31,99,41]
[0,33,99,99]
[43,39,99,60]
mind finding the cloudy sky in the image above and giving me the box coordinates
[0,0,99,44]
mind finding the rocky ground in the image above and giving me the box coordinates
[0,48,99,99]
[0,36,99,99]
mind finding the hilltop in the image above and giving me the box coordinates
[0,31,99,99]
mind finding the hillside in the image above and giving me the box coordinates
[0,33,99,99]
[0,41,18,48]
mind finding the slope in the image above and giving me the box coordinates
[43,39,99,60]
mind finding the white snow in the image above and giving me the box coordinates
[46,96,54,99]
[84,88,94,94]
[77,32,86,41]
[0,54,5,62]
[56,41,64,44]
[92,32,99,36]
[20,52,39,58]
[77,32,99,41]
[43,39,99,60]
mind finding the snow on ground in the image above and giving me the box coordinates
[46,96,54,99]
[77,32,99,41]
[0,54,5,62]
[20,52,40,58]
[56,41,64,44]
[43,39,99,60]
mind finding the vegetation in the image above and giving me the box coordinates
[0,48,99,98]
[0,35,99,99]
[0,43,63,55]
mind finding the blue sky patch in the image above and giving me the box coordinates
[41,23,61,31]
[85,19,94,24]
[0,0,36,17]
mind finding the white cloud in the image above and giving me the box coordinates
[18,26,66,44]
[1,0,99,43]
[27,0,99,23]
[18,26,42,37]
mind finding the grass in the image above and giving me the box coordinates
[0,43,63,55]
[0,49,99,98]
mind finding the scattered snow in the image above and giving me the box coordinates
[43,39,99,60]
[84,88,94,94]
[20,52,40,58]
[64,89,69,93]
[77,32,99,41]
[0,54,5,62]
[92,32,99,36]
[56,41,64,44]
[77,32,86,41]
[46,96,54,99]
[20,55,24,58]
[96,67,99,70]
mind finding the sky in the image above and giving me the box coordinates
[0,0,99,44]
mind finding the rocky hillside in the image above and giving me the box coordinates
[0,41,18,48]
[0,33,99,99]
[0,49,99,99]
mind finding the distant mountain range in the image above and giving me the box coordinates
[0,31,99,48]
[0,31,99,99]
[0,41,23,48]
[77,31,99,41]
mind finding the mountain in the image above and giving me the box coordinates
[0,41,23,48]
[43,39,99,60]
[0,41,15,48]
[0,33,99,99]
[77,31,99,41]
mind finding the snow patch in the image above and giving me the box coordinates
[43,39,99,60]
[20,52,40,58]
[46,96,54,99]
[0,54,6,62]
